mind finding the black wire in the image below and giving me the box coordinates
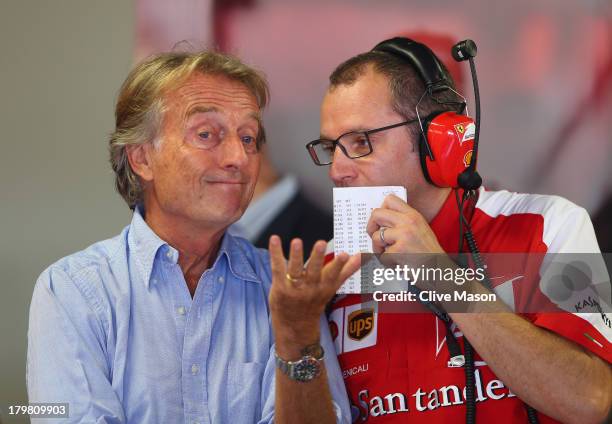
[456,189,476,424]
[459,190,540,424]
[456,189,465,255]
[463,338,477,424]
[525,403,540,424]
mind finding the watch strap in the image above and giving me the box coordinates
[274,343,325,382]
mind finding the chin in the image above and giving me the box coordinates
[221,204,248,224]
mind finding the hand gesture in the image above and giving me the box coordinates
[268,236,359,357]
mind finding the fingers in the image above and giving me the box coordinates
[366,195,415,237]
[372,229,386,254]
[337,254,361,288]
[321,252,349,287]
[270,237,358,300]
[305,240,327,278]
[286,238,305,285]
[268,235,287,282]
[366,208,401,237]
[366,196,423,256]
[321,253,361,294]
[372,227,399,254]
[381,194,412,212]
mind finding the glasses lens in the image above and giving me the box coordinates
[311,140,335,164]
[339,132,371,158]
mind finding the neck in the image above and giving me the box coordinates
[143,201,225,297]
[410,186,452,223]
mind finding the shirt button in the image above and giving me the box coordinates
[218,276,224,283]
[191,364,200,375]
[177,306,185,315]
[166,251,173,259]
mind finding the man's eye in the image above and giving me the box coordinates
[321,142,335,153]
[198,131,211,140]
[241,135,255,145]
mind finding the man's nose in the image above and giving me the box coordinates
[219,134,249,170]
[329,147,357,186]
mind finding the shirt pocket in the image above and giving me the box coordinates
[226,361,265,422]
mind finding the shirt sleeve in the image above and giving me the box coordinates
[529,205,612,363]
[27,265,126,423]
[259,314,351,424]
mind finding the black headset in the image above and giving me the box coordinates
[372,37,483,191]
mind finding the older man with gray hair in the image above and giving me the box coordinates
[27,50,358,423]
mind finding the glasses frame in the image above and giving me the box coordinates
[306,118,419,166]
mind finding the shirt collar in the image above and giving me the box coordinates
[216,232,262,284]
[128,205,262,288]
[127,205,177,288]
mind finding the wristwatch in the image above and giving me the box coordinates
[274,343,325,382]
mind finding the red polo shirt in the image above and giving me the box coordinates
[327,188,611,423]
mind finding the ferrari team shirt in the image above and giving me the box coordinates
[328,187,611,423]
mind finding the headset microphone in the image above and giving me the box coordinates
[451,40,478,61]
[454,39,482,191]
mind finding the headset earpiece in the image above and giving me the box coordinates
[420,111,477,188]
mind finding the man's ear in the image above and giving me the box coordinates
[126,143,154,182]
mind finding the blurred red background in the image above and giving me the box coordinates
[136,0,612,216]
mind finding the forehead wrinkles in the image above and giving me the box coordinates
[169,75,258,117]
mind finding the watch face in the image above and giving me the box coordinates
[292,357,322,382]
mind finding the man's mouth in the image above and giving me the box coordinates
[207,179,246,185]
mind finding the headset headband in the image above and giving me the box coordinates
[372,37,451,93]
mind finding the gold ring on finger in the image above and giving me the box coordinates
[285,270,306,284]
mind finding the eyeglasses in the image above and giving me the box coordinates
[305,118,418,166]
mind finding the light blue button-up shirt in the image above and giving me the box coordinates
[27,208,350,423]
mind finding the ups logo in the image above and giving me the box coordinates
[348,308,374,340]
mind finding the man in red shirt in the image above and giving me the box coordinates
[306,37,612,423]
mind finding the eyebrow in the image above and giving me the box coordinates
[186,106,219,118]
[186,106,262,126]
[320,127,369,140]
